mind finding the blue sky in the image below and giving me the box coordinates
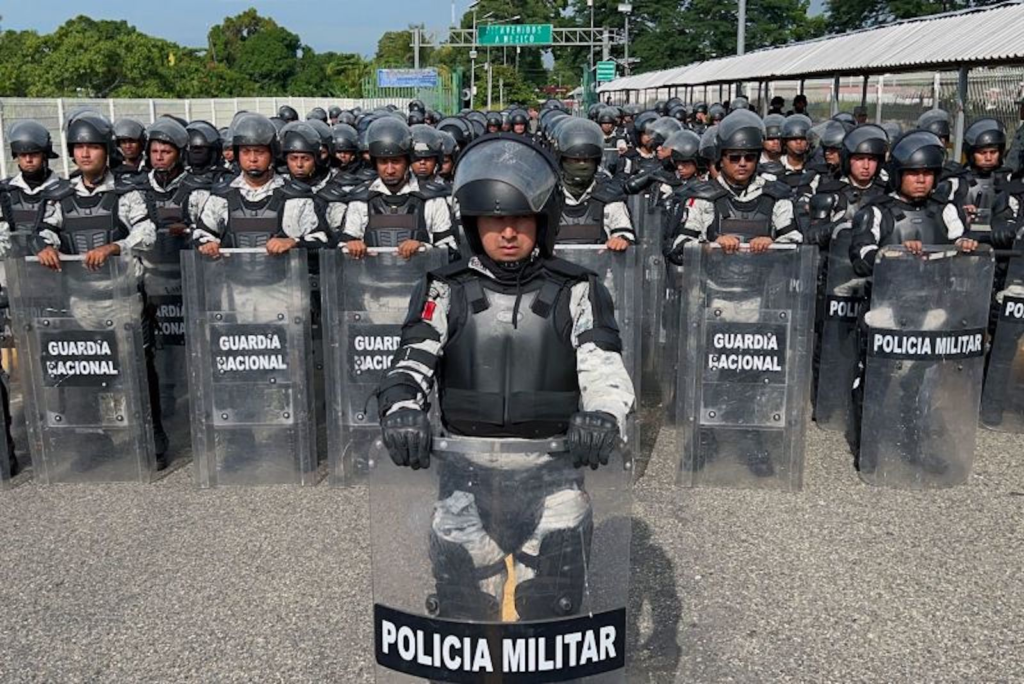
[2,1,827,59]
[1,1,480,58]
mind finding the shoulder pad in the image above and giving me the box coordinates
[116,174,149,194]
[180,174,212,191]
[211,178,236,197]
[417,181,451,200]
[851,205,875,232]
[758,160,786,177]
[42,179,75,202]
[817,177,845,194]
[357,167,378,181]
[346,181,373,202]
[317,182,349,203]
[761,179,794,200]
[863,193,893,209]
[688,180,729,202]
[591,178,627,204]
[278,179,315,199]
[541,256,594,282]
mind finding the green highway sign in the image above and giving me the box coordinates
[477,24,553,46]
[596,60,617,82]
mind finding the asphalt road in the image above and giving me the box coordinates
[1,408,1022,683]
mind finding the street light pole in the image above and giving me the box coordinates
[470,9,478,108]
[738,0,746,56]
[618,4,633,76]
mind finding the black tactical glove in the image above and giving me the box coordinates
[624,172,655,195]
[381,408,432,470]
[567,411,620,470]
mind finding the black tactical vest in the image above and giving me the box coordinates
[440,276,580,438]
[5,185,48,256]
[711,193,775,242]
[224,188,282,249]
[557,196,606,244]
[365,192,429,247]
[886,202,946,246]
[969,174,996,227]
[59,192,128,255]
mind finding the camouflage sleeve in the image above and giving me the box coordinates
[569,280,635,438]
[325,202,347,231]
[115,189,156,253]
[281,197,329,248]
[187,188,210,228]
[194,194,228,245]
[0,218,10,261]
[378,276,452,418]
[425,197,457,249]
[603,200,635,242]
[340,200,368,242]
[669,196,713,253]
[35,198,62,251]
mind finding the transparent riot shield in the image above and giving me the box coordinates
[368,435,632,683]
[142,228,190,439]
[675,243,817,491]
[7,256,156,484]
[323,248,449,486]
[659,263,686,424]
[981,249,1024,431]
[627,189,667,407]
[859,246,994,488]
[814,225,867,432]
[182,248,316,487]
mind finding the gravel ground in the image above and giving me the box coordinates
[1,406,1022,683]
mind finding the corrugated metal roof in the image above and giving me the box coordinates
[599,1,1024,92]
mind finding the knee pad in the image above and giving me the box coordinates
[428,534,501,621]
[513,513,594,620]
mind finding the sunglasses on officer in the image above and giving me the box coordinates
[724,152,759,164]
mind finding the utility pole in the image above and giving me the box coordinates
[738,0,746,56]
[412,25,420,69]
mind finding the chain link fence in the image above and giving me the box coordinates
[0,96,410,178]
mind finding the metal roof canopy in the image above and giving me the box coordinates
[599,1,1024,92]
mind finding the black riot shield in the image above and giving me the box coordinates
[368,435,631,683]
[859,246,994,488]
[323,248,449,486]
[981,249,1024,431]
[183,248,317,487]
[675,243,817,491]
[814,224,867,432]
[141,227,189,426]
[7,256,156,484]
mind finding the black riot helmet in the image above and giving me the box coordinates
[438,130,459,159]
[809,120,847,152]
[917,109,951,140]
[647,116,683,149]
[278,105,299,123]
[337,110,356,126]
[407,110,425,125]
[307,118,334,156]
[715,110,765,158]
[424,109,442,126]
[9,120,58,159]
[453,134,563,258]
[113,117,146,143]
[554,118,603,159]
[840,124,888,176]
[332,123,359,153]
[410,124,444,164]
[964,118,1007,159]
[880,122,902,143]
[708,103,727,123]
[185,120,223,169]
[146,117,189,151]
[662,129,702,169]
[586,103,602,120]
[280,121,322,156]
[437,117,472,148]
[307,107,328,123]
[509,109,530,130]
[366,117,412,159]
[653,100,668,116]
[668,105,687,123]
[231,112,280,159]
[633,111,659,137]
[596,107,618,126]
[328,105,342,121]
[889,130,945,182]
[730,96,751,111]
[466,111,488,137]
[542,98,565,112]
[763,113,785,140]
[485,111,503,131]
[67,111,115,158]
[694,102,709,116]
[832,112,857,130]
[699,124,719,166]
[781,114,812,140]
[408,99,426,114]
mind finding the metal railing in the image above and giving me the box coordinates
[0,96,410,178]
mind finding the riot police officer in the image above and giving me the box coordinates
[184,120,231,185]
[376,133,634,621]
[1,120,63,258]
[779,114,816,196]
[553,119,634,248]
[760,113,786,168]
[330,123,365,185]
[808,119,848,183]
[328,105,342,126]
[409,124,444,183]
[666,110,802,259]
[508,109,530,136]
[437,130,459,184]
[113,118,147,180]
[278,105,299,123]
[194,113,328,257]
[341,118,456,259]
[954,118,1011,237]
[622,111,661,176]
[659,129,704,196]
[846,131,979,470]
[597,106,628,176]
[34,111,170,466]
[917,109,963,180]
